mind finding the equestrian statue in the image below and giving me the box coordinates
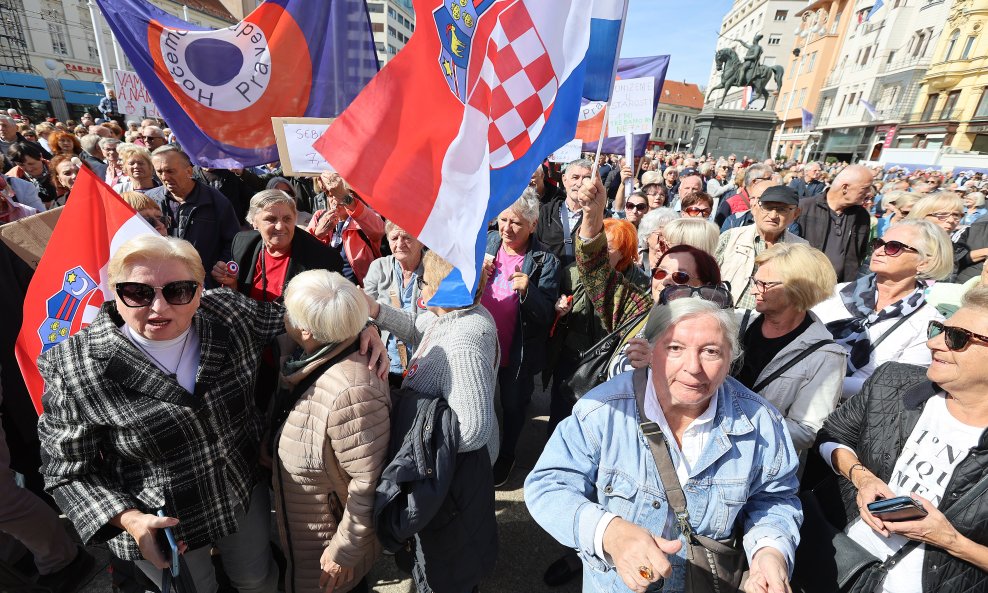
[708,34,785,110]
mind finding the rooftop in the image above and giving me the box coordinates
[659,80,704,110]
[171,0,238,24]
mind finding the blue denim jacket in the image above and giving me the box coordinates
[525,372,802,593]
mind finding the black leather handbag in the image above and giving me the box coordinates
[567,310,647,399]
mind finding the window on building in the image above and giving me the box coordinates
[976,88,988,118]
[861,46,871,65]
[367,2,384,12]
[921,94,938,120]
[886,50,896,64]
[372,22,384,32]
[375,41,385,52]
[388,25,396,37]
[944,30,960,61]
[940,90,961,120]
[961,36,976,59]
[781,92,790,107]
[774,10,787,21]
[798,88,807,107]
[912,30,926,57]
[767,34,782,45]
[48,23,68,55]
[807,52,817,71]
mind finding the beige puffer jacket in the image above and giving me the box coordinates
[272,340,391,593]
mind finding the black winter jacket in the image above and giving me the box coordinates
[816,362,988,593]
[796,193,871,282]
[374,389,497,593]
[956,218,988,282]
[535,194,581,267]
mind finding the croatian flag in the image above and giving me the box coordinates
[95,0,379,168]
[15,167,155,414]
[315,0,629,306]
[866,0,885,21]
[575,55,670,157]
[801,108,815,131]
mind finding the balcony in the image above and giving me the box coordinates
[880,54,932,75]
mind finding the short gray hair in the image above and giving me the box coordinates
[265,176,292,191]
[507,187,540,224]
[967,192,986,208]
[644,298,741,362]
[637,207,679,245]
[246,189,297,224]
[0,115,14,127]
[888,219,954,281]
[284,270,368,344]
[150,145,190,165]
[743,164,773,188]
[98,136,121,150]
[80,134,101,154]
[564,158,593,173]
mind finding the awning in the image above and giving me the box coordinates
[59,79,104,105]
[0,70,51,101]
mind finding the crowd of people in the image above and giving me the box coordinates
[2,107,988,593]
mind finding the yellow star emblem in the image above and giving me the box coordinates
[67,272,77,283]
[442,59,453,77]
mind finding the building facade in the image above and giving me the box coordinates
[706,0,805,111]
[0,0,255,121]
[897,0,988,153]
[772,0,853,161]
[651,80,704,151]
[811,0,955,163]
[366,0,415,66]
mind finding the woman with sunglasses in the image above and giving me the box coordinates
[35,235,383,593]
[733,243,845,451]
[814,220,954,399]
[908,193,969,281]
[807,285,988,593]
[621,190,650,227]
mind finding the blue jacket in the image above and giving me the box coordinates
[525,371,802,593]
[484,231,560,377]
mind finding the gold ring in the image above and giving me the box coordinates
[638,565,654,580]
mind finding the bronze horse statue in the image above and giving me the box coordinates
[709,47,784,110]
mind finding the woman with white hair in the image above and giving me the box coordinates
[99,137,123,186]
[481,188,560,486]
[211,189,343,302]
[661,217,720,256]
[636,207,679,272]
[526,299,801,593]
[961,191,987,226]
[112,144,159,194]
[272,270,391,593]
[814,219,953,398]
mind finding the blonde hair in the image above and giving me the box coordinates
[887,219,954,281]
[119,191,160,212]
[662,217,719,256]
[108,235,205,287]
[246,189,297,224]
[907,192,964,221]
[885,190,922,212]
[754,243,837,312]
[116,143,153,168]
[962,283,988,310]
[283,270,368,344]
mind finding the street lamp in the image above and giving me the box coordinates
[779,9,827,155]
[675,137,682,152]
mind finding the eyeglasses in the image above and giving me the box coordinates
[659,284,733,309]
[142,136,164,142]
[115,280,199,308]
[757,202,796,214]
[652,267,692,285]
[625,202,648,212]
[927,211,962,222]
[749,277,783,292]
[684,206,711,217]
[871,238,920,257]
[928,320,988,352]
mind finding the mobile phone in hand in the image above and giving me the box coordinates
[867,496,928,522]
[156,510,180,577]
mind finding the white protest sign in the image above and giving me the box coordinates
[271,117,336,177]
[113,70,160,119]
[607,77,654,137]
[549,138,583,163]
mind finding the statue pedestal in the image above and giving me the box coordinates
[690,109,779,160]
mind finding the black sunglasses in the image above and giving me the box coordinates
[659,284,734,309]
[928,320,988,352]
[871,238,919,257]
[652,267,692,285]
[625,202,648,212]
[115,280,199,308]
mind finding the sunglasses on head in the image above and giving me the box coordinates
[652,267,692,285]
[659,284,733,309]
[115,280,199,308]
[625,202,648,212]
[928,320,988,352]
[871,238,919,257]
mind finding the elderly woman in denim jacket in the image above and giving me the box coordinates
[525,297,802,593]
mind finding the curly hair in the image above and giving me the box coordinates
[48,131,82,156]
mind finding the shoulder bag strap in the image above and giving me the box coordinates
[579,310,649,357]
[559,203,575,259]
[751,339,835,393]
[868,305,924,353]
[739,309,753,340]
[388,289,409,369]
[632,368,695,540]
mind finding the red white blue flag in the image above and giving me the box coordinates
[14,167,155,414]
[315,0,629,307]
[95,0,379,168]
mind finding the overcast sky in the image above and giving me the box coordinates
[620,0,735,89]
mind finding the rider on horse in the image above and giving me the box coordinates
[731,34,764,86]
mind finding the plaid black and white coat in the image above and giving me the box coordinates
[37,289,284,561]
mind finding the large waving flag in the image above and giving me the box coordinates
[576,55,670,156]
[801,108,815,132]
[314,0,629,306]
[95,0,379,168]
[15,167,154,414]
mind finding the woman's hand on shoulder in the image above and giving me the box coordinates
[602,516,682,593]
[745,547,790,593]
[359,325,389,380]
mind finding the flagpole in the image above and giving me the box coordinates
[87,0,113,92]
[588,0,631,181]
[589,103,609,180]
